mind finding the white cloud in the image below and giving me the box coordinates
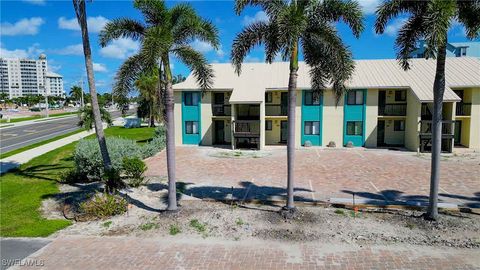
[216,45,225,58]
[245,55,261,63]
[93,62,107,72]
[359,0,381,15]
[0,17,44,36]
[22,0,45,5]
[242,11,268,26]
[99,38,139,59]
[0,43,44,59]
[384,17,407,37]
[190,39,214,53]
[52,44,83,55]
[58,16,109,33]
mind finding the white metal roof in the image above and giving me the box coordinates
[174,57,480,103]
[46,72,62,78]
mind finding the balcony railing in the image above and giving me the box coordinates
[419,120,455,137]
[455,103,471,116]
[378,103,407,116]
[265,104,288,116]
[212,104,231,116]
[233,120,260,137]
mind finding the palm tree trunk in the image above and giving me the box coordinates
[73,0,113,191]
[162,56,177,211]
[426,40,447,221]
[286,41,299,210]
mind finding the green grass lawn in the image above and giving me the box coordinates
[0,129,84,159]
[0,111,77,124]
[0,126,156,237]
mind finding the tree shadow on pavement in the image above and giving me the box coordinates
[341,189,480,208]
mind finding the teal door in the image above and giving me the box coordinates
[301,90,322,146]
[182,92,201,144]
[343,90,366,146]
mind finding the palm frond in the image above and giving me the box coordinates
[133,0,168,26]
[99,18,145,47]
[310,0,364,38]
[171,4,219,48]
[302,23,355,104]
[113,54,148,99]
[230,21,271,74]
[394,16,425,70]
[456,0,480,39]
[172,45,214,91]
[234,0,287,18]
[375,0,427,34]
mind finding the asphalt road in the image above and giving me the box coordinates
[0,238,51,270]
[0,110,128,154]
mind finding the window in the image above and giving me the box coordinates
[265,120,272,131]
[346,121,363,135]
[460,47,467,56]
[347,90,364,105]
[184,92,199,106]
[304,121,320,135]
[395,90,406,102]
[185,121,199,134]
[265,92,272,103]
[394,120,405,131]
[304,91,320,105]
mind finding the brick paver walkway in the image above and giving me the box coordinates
[12,236,480,269]
[145,147,480,207]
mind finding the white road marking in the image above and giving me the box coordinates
[369,181,380,192]
[308,179,316,201]
[354,150,364,158]
[315,148,327,170]
[1,133,17,136]
[0,127,79,151]
[1,124,68,143]
[24,129,37,133]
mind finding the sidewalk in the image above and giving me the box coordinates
[0,128,98,174]
[10,236,480,270]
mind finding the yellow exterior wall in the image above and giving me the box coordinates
[405,90,421,151]
[469,88,480,149]
[321,90,344,146]
[174,92,183,145]
[383,118,405,145]
[200,92,213,145]
[265,119,285,145]
[459,118,471,147]
[365,89,379,148]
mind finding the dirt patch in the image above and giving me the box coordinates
[52,198,480,249]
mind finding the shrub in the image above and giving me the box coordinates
[140,136,166,158]
[74,138,143,181]
[169,224,181,235]
[189,219,206,233]
[122,157,147,187]
[79,193,128,219]
[139,222,159,231]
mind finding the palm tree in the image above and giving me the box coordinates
[375,0,480,221]
[73,0,114,192]
[172,74,186,84]
[232,0,363,214]
[78,105,113,130]
[69,85,83,106]
[99,0,219,210]
[135,71,161,127]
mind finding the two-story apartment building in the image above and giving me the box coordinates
[172,57,480,153]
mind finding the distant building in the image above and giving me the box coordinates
[0,54,65,99]
[410,40,480,58]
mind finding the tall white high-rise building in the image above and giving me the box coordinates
[0,54,65,99]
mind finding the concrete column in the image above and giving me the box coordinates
[260,102,265,150]
[231,104,235,150]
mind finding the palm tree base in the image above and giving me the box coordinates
[279,206,297,219]
[422,212,438,221]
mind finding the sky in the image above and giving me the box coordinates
[0,0,475,94]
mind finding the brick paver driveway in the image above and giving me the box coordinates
[14,236,480,270]
[145,147,480,208]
